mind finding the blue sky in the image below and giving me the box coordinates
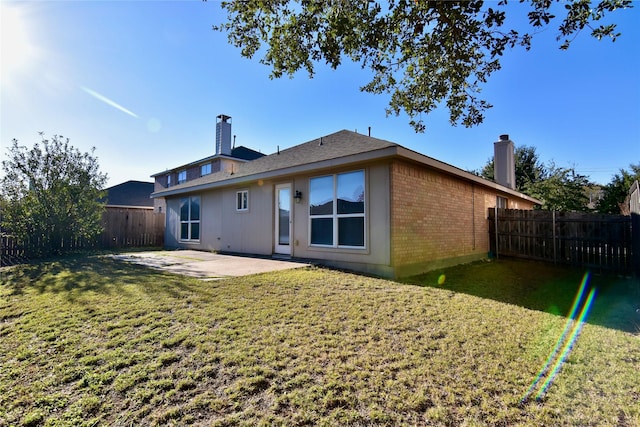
[1,0,638,188]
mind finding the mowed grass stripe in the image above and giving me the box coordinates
[0,256,638,426]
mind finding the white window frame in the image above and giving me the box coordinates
[179,196,200,242]
[236,190,249,211]
[167,174,172,188]
[178,170,187,184]
[201,163,212,176]
[309,170,366,249]
[497,196,508,209]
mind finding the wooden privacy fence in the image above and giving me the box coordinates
[488,208,639,275]
[101,207,165,248]
[1,207,165,265]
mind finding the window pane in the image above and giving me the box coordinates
[191,223,200,240]
[180,223,189,240]
[237,191,248,210]
[310,175,333,215]
[337,171,364,214]
[180,198,189,221]
[338,217,364,246]
[201,163,211,176]
[310,218,333,245]
[278,204,290,245]
[190,197,200,220]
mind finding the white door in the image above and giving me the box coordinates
[274,184,292,255]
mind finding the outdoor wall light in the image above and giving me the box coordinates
[294,190,302,203]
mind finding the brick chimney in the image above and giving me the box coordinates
[216,114,232,156]
[494,134,516,190]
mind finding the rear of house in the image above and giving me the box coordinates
[152,120,538,278]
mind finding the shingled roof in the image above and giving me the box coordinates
[151,129,542,205]
[103,180,154,207]
[152,130,397,197]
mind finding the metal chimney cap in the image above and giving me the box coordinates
[499,134,510,141]
[217,114,231,122]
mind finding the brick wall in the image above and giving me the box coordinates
[389,160,533,269]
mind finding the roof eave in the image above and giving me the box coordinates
[396,146,543,205]
[152,145,542,205]
[150,154,251,177]
[151,146,400,198]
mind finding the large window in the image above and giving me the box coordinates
[309,170,365,247]
[180,196,200,241]
[178,170,187,184]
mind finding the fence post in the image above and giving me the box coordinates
[632,213,640,277]
[495,206,499,259]
[552,210,557,265]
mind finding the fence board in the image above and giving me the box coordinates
[1,208,165,265]
[101,207,165,248]
[489,208,634,274]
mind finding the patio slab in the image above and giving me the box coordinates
[110,250,309,279]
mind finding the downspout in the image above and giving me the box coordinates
[472,184,476,250]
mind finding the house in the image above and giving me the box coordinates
[151,115,265,214]
[151,115,540,278]
[102,180,155,209]
[630,180,639,215]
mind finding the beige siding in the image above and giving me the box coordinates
[216,183,273,254]
[165,183,274,254]
[291,163,392,276]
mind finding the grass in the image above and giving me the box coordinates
[0,255,638,426]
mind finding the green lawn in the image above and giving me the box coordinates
[1,256,638,426]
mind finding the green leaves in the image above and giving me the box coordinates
[523,162,591,211]
[596,163,640,214]
[214,0,632,132]
[0,134,108,256]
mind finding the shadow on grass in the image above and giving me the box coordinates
[401,258,640,334]
[0,254,197,301]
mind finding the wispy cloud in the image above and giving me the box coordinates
[80,86,139,118]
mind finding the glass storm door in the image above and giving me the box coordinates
[275,184,292,255]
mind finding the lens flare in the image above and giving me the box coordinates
[521,272,595,403]
[81,86,139,118]
[535,287,596,400]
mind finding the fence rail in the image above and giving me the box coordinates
[489,208,638,275]
[1,208,165,266]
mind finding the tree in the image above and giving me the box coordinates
[478,146,593,211]
[213,0,632,132]
[479,145,546,192]
[0,134,108,257]
[524,163,591,211]
[596,163,640,214]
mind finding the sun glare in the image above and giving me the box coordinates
[1,1,40,88]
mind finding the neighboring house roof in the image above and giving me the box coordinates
[150,145,265,177]
[231,146,266,161]
[151,130,541,205]
[103,180,154,207]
